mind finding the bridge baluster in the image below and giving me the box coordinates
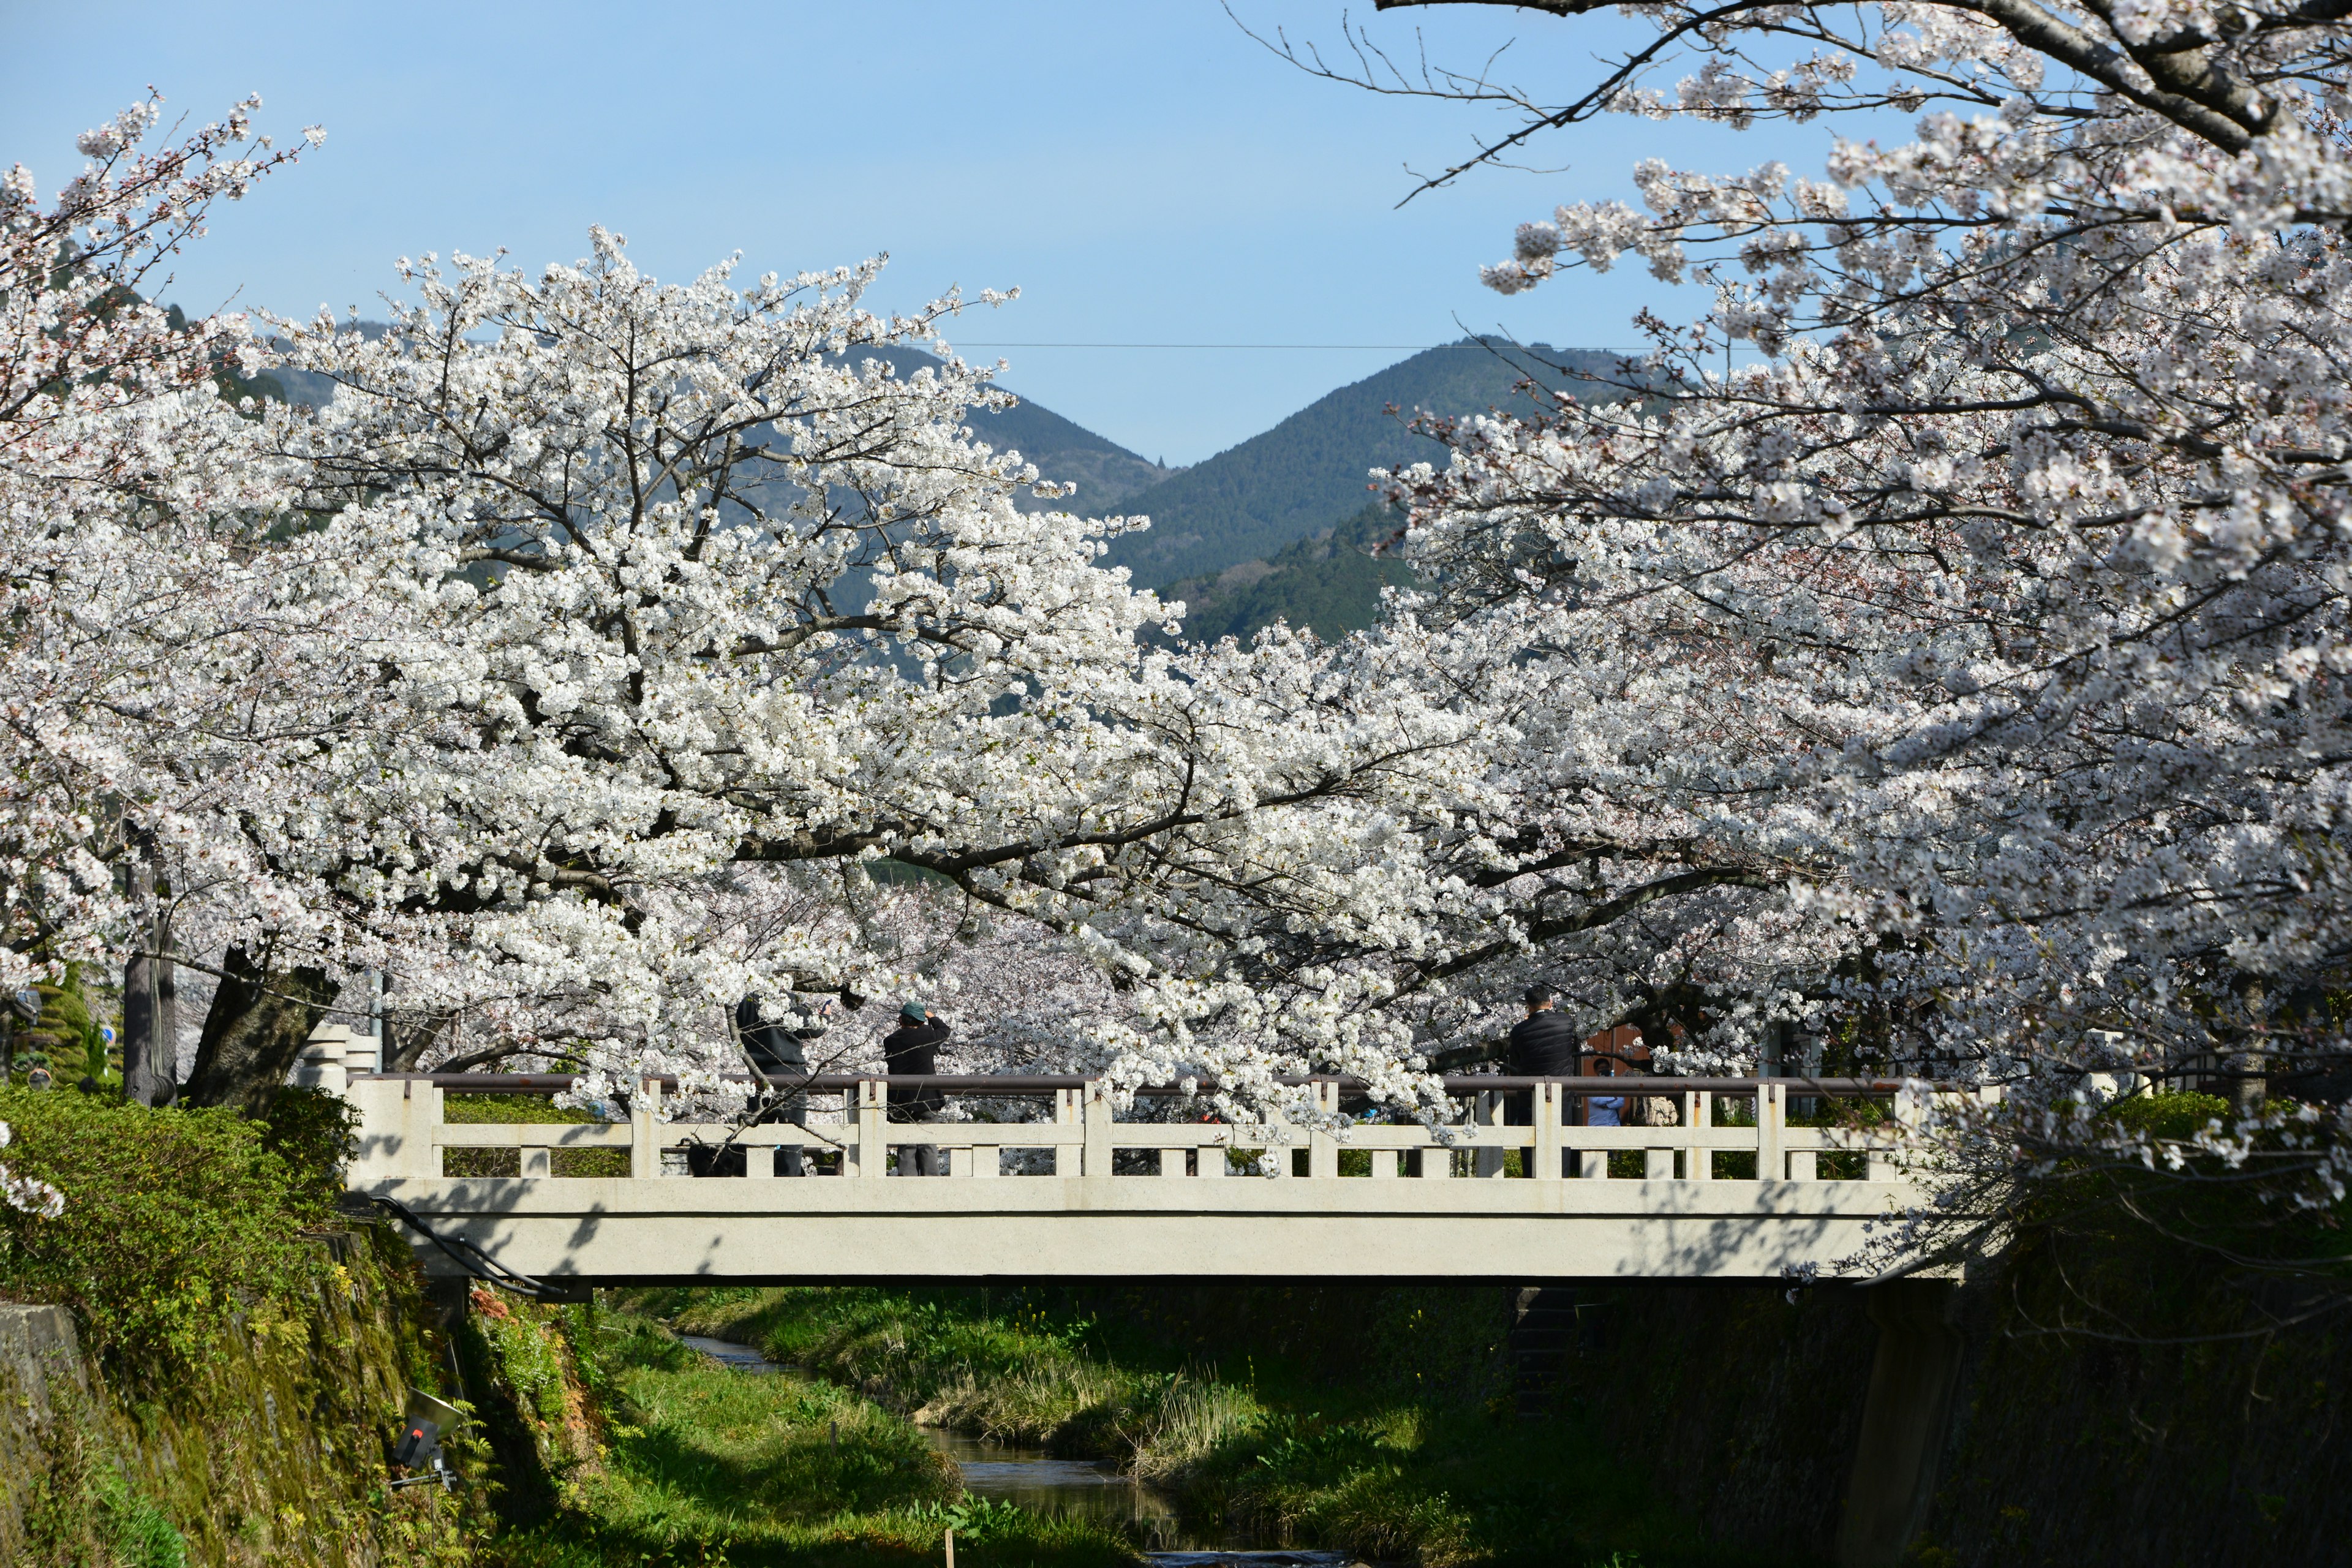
[1052,1087,1078,1176]
[856,1079,888,1179]
[1082,1082,1115,1177]
[1417,1134,1453,1178]
[1308,1082,1340,1180]
[1684,1091,1713,1182]
[630,1078,662,1179]
[1532,1082,1564,1180]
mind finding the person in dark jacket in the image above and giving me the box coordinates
[1506,984,1582,1172]
[735,994,828,1176]
[882,1000,949,1175]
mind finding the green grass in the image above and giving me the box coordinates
[623,1286,1802,1567]
[484,1305,1132,1568]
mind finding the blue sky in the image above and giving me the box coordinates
[1,1,1838,464]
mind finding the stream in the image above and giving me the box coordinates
[680,1335,1354,1567]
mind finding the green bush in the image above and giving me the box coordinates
[0,1087,328,1379]
[255,1085,360,1212]
[2105,1090,2233,1140]
[443,1093,630,1178]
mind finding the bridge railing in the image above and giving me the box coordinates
[348,1072,1964,1186]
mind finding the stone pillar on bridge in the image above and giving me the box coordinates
[1835,1279,1966,1567]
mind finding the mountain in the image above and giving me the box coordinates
[1158,501,1418,645]
[1100,338,1626,590]
[845,346,1174,510]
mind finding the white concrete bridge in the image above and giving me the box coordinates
[336,1066,1934,1289]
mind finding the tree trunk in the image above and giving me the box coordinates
[383,1009,451,1072]
[179,943,336,1117]
[121,868,178,1107]
[156,928,178,1091]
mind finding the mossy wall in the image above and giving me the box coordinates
[0,1223,477,1567]
[1545,1270,2352,1568]
[1915,1275,2352,1567]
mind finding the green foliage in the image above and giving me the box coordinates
[96,1464,188,1568]
[908,1494,1036,1544]
[2105,1090,2233,1140]
[636,1285,1768,1566]
[443,1093,630,1178]
[255,1086,360,1210]
[487,1302,1132,1568]
[0,1087,327,1379]
[478,1295,575,1426]
[1159,501,1420,646]
[20,1405,186,1568]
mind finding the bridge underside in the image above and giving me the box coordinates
[367,1175,1907,1287]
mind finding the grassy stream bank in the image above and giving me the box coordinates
[556,1285,1788,1568]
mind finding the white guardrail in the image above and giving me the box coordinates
[342,1075,1931,1185]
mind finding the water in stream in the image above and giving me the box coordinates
[681,1336,1352,1566]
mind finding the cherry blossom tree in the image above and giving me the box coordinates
[0,94,354,1109]
[1220,0,2352,1265]
[238,229,1491,1117]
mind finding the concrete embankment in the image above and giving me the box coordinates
[0,1225,473,1567]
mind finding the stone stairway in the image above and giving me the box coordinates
[1509,1285,1589,1417]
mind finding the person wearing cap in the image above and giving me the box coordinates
[733,995,830,1176]
[881,1000,950,1176]
[1506,984,1580,1174]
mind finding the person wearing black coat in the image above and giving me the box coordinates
[736,994,826,1176]
[1506,985,1583,1174]
[882,1000,949,1175]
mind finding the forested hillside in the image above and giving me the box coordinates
[846,345,1173,510]
[1158,501,1417,645]
[1101,338,1618,589]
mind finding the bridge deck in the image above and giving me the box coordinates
[339,1075,1936,1286]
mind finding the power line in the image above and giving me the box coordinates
[949,341,1657,352]
[953,341,1445,350]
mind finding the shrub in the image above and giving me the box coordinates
[442,1093,629,1178]
[0,1087,326,1378]
[255,1085,360,1214]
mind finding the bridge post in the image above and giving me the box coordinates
[1759,1082,1784,1181]
[1685,1091,1714,1182]
[629,1077,662,1178]
[1532,1082,1563,1180]
[1868,1085,1918,1183]
[1473,1091,1506,1178]
[1050,1088,1077,1174]
[857,1079,888,1178]
[349,1075,434,1182]
[1307,1081,1340,1179]
[1083,1081,1114,1176]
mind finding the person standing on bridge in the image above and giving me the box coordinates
[1507,985,1580,1175]
[883,1000,949,1176]
[736,995,831,1176]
